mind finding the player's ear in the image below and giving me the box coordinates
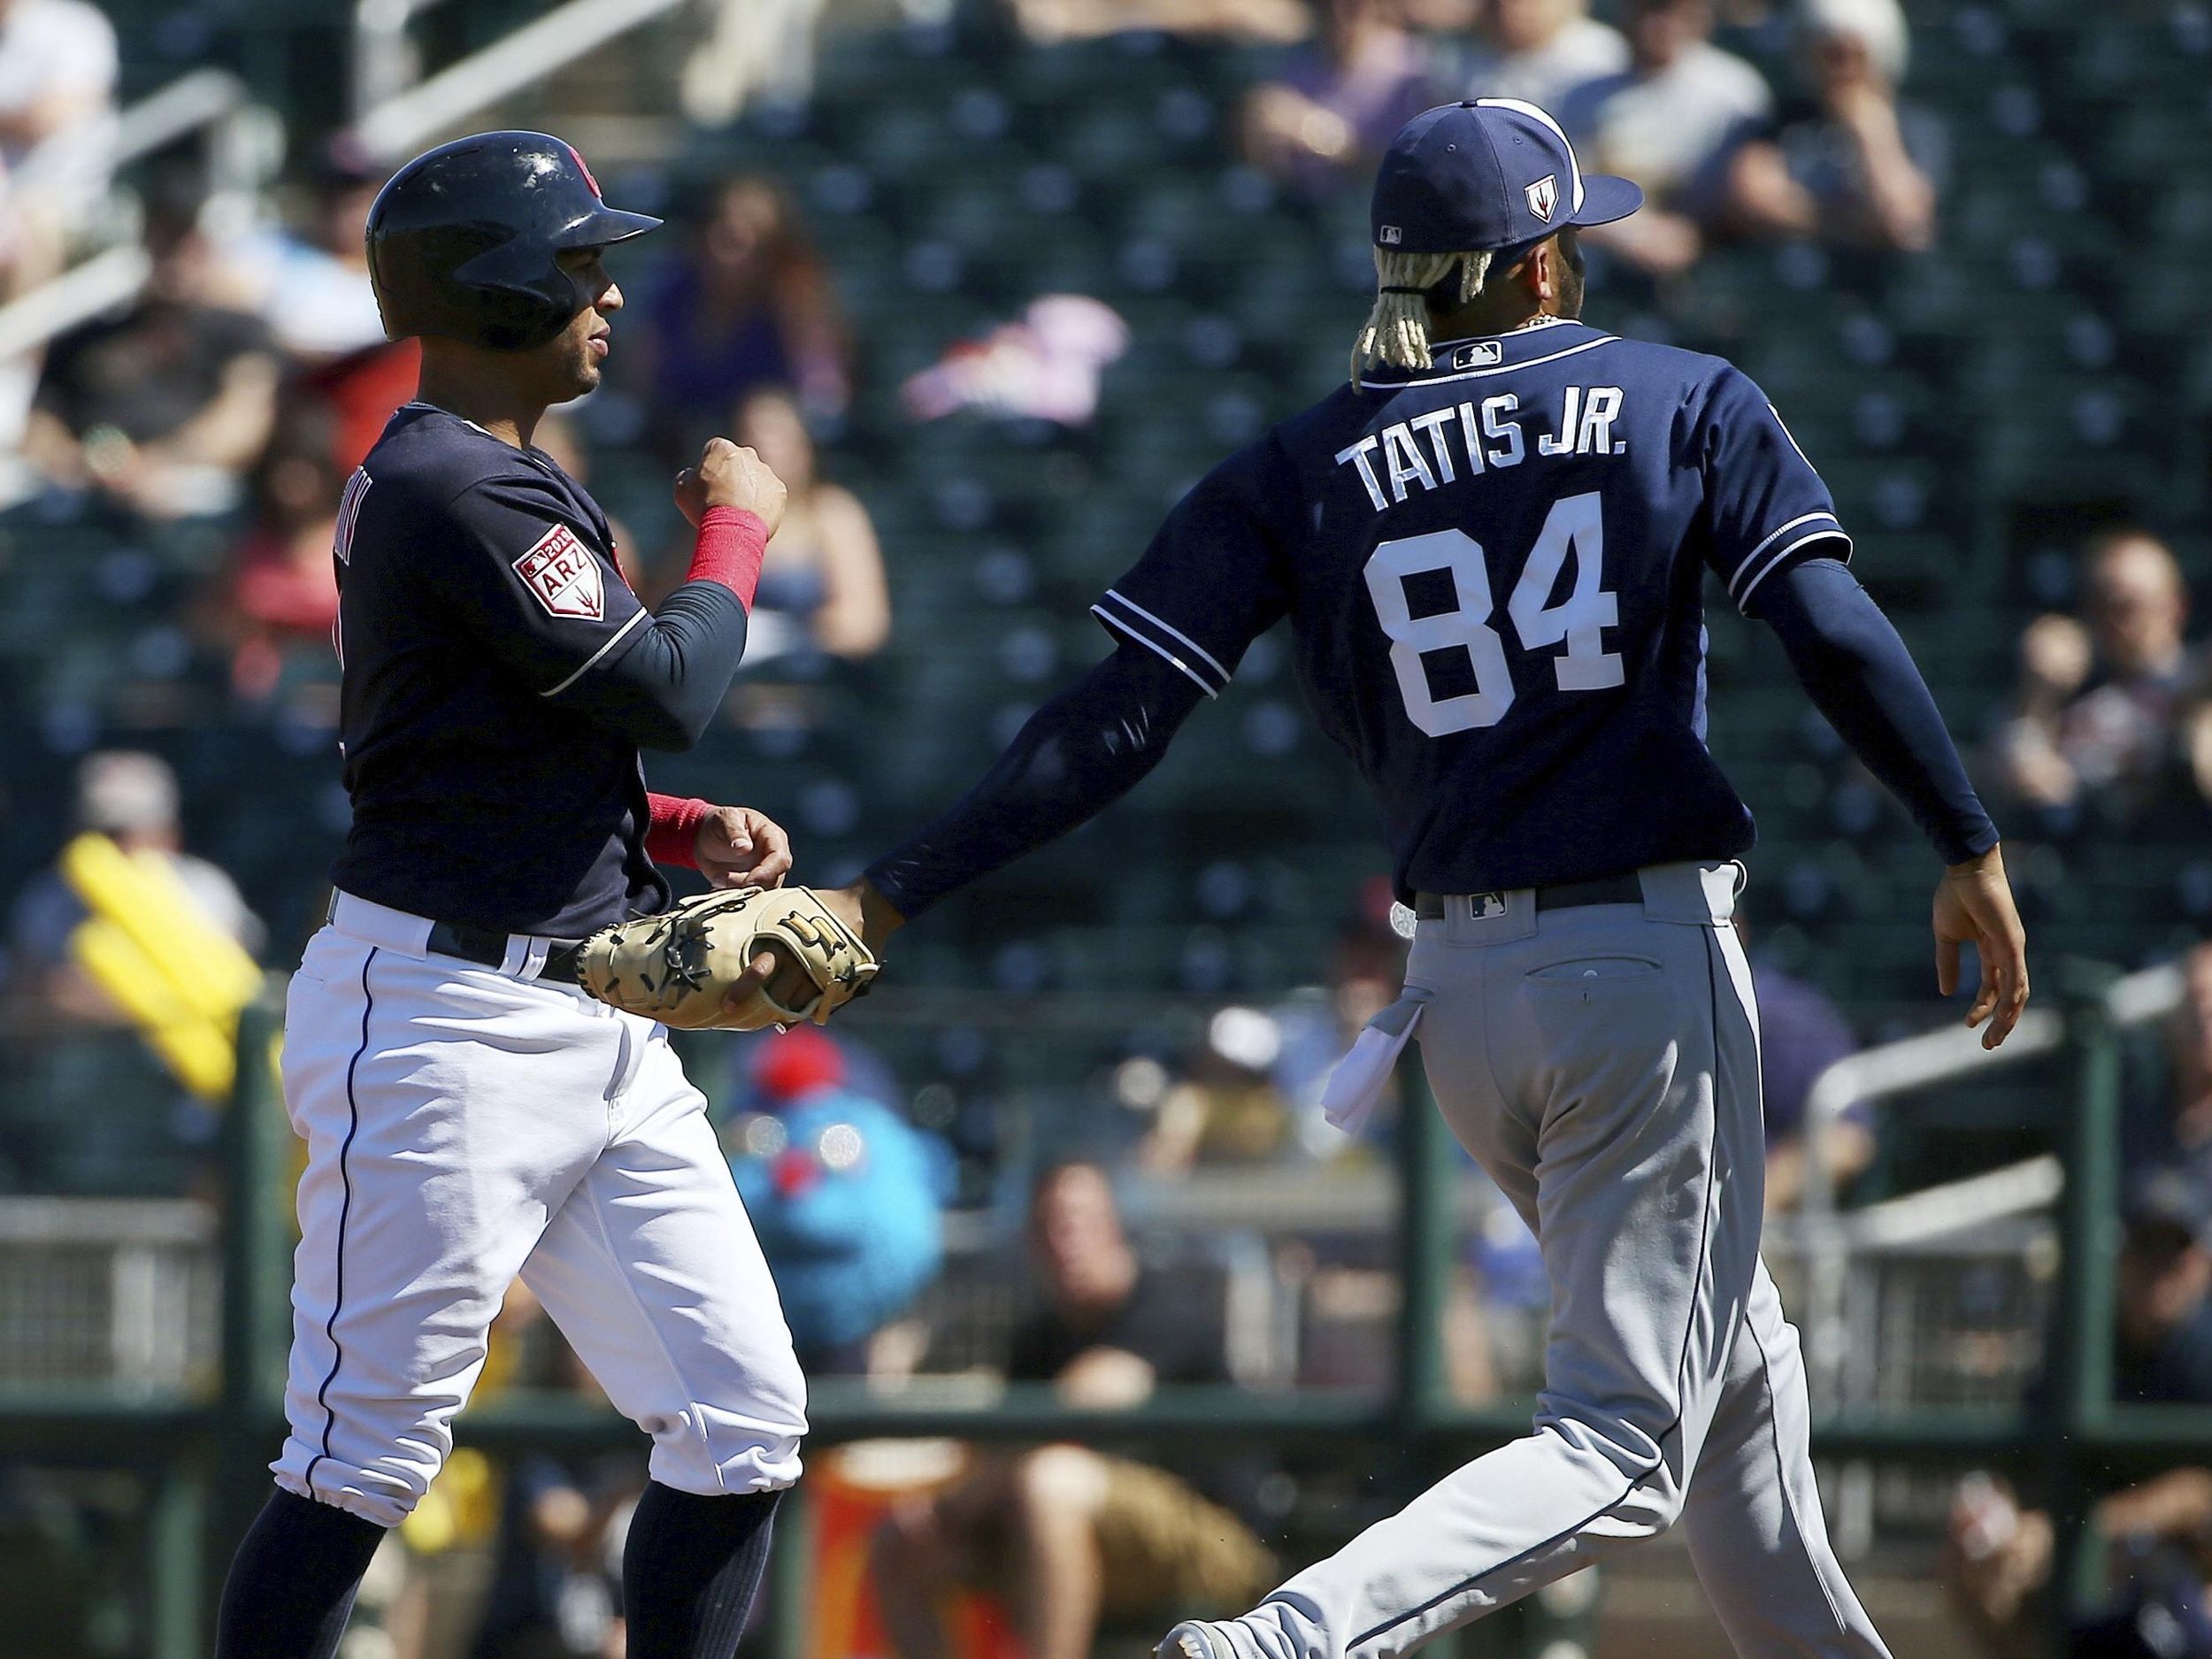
[1501,241,1549,303]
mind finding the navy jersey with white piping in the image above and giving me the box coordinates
[331,403,665,936]
[1092,318,1848,898]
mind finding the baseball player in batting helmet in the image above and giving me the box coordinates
[212,130,809,1659]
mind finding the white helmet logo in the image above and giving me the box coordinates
[1525,174,1558,223]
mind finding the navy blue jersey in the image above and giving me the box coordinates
[1092,319,1850,897]
[331,403,665,936]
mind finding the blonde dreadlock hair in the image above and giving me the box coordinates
[1350,248,1493,383]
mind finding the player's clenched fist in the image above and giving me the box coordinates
[693,804,793,890]
[675,437,787,535]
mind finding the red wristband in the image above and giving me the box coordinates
[687,505,768,610]
[645,792,712,869]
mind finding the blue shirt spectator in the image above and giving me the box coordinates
[2115,1166,2212,1406]
[1743,945,1874,1211]
[1241,0,1435,196]
[1724,0,1941,255]
[1555,0,1771,277]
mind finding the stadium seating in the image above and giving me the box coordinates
[5,4,2209,1193]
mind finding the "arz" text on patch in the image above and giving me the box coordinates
[512,524,604,620]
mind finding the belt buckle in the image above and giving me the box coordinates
[1469,891,1508,918]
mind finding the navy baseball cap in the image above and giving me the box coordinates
[1371,99,1643,257]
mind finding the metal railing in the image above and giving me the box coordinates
[352,0,690,163]
[0,1197,218,1395]
[352,0,466,122]
[2,0,690,373]
[0,956,2191,1657]
[0,68,275,365]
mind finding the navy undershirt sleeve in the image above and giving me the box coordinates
[1753,557,1998,864]
[864,640,1209,918]
[565,581,749,752]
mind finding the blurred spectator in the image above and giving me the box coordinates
[1138,1005,1294,1173]
[680,0,826,125]
[635,174,848,462]
[728,387,889,664]
[0,0,118,235]
[902,295,1128,426]
[1947,1466,2212,1659]
[2116,943,2212,1191]
[24,185,281,518]
[726,1027,949,1373]
[229,138,391,362]
[194,401,343,707]
[304,340,420,479]
[2164,946,2212,1164]
[872,1162,1275,1659]
[1995,530,2195,826]
[1270,879,1408,1157]
[1725,0,1939,254]
[1241,0,1434,195]
[0,0,117,458]
[470,1285,643,1659]
[1396,0,1476,25]
[2110,1166,2212,1403]
[529,411,643,592]
[1006,0,1309,46]
[1739,921,1875,1213]
[232,140,419,472]
[1555,0,1772,277]
[1443,0,1627,111]
[471,1453,633,1659]
[9,751,264,1025]
[1945,1166,2212,1654]
[2179,672,2212,821]
[0,173,44,474]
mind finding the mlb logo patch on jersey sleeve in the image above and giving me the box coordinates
[513,524,605,620]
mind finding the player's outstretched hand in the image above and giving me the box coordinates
[1932,845,2029,1050]
[694,805,792,890]
[720,879,905,1023]
[674,438,787,536]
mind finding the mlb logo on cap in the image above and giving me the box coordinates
[1371,99,1643,256]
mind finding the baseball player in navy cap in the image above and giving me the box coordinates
[757,94,2029,1658]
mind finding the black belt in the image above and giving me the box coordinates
[1413,872,1644,920]
[424,918,586,984]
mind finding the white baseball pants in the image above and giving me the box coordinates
[271,893,808,1528]
[1228,863,1890,1659]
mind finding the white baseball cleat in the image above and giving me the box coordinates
[1157,1619,1232,1659]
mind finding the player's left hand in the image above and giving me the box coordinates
[1933,844,2030,1050]
[695,806,792,890]
[722,879,903,1020]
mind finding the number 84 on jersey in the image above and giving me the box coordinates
[1364,490,1621,738]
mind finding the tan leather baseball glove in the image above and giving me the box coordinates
[576,886,879,1031]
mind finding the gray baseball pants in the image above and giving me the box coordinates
[1227,862,1892,1659]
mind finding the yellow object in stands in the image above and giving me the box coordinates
[60,832,265,1100]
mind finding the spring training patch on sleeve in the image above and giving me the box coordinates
[512,523,604,620]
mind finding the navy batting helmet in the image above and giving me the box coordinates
[365,130,661,351]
